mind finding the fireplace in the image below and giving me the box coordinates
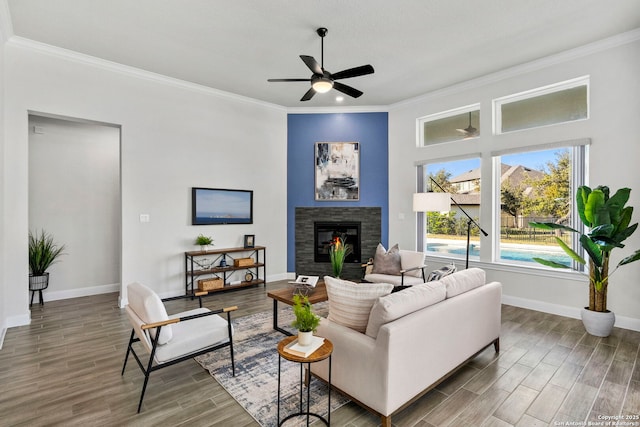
[314,221,361,263]
[295,207,380,280]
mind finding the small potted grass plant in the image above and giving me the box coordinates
[28,230,66,305]
[329,235,353,278]
[291,294,321,346]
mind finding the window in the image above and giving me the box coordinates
[418,105,479,146]
[417,158,482,262]
[495,76,588,134]
[495,144,587,268]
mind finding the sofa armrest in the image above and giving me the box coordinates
[311,318,388,411]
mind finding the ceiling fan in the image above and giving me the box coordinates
[456,112,479,138]
[268,27,375,101]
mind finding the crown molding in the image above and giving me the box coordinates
[7,36,287,112]
[286,105,388,114]
[391,27,640,110]
[0,0,13,43]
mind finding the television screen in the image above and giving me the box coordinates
[192,188,253,225]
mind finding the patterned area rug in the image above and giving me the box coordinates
[195,302,348,427]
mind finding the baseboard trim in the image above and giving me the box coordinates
[0,327,6,350]
[502,295,640,332]
[40,283,120,303]
[5,312,31,328]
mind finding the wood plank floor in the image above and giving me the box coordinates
[1,281,640,426]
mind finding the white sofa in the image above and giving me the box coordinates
[312,268,502,427]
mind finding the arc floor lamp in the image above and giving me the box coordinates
[413,177,489,269]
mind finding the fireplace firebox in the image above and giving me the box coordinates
[314,221,361,263]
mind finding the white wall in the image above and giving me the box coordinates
[2,40,287,326]
[28,115,120,299]
[0,20,7,338]
[389,34,640,330]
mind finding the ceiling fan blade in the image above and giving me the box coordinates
[267,78,311,82]
[300,55,323,75]
[333,81,363,98]
[300,87,316,101]
[332,64,375,80]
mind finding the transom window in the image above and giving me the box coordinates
[494,76,589,134]
[418,105,480,146]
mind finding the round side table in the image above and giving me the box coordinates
[277,335,333,426]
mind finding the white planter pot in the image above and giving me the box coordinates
[298,331,313,346]
[581,307,615,337]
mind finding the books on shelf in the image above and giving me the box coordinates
[288,275,319,287]
[283,336,325,358]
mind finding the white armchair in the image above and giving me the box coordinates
[363,245,428,286]
[121,282,237,412]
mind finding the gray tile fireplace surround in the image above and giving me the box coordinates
[295,207,381,280]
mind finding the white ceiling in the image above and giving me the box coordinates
[5,0,640,108]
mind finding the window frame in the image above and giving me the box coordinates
[491,141,589,269]
[417,104,480,147]
[493,76,590,135]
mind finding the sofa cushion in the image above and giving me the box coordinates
[440,268,486,298]
[324,276,394,333]
[371,243,402,275]
[365,282,446,338]
[400,250,426,278]
[127,282,172,345]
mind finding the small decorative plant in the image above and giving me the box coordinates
[28,229,66,276]
[329,235,353,278]
[529,185,640,313]
[195,234,214,250]
[291,294,320,333]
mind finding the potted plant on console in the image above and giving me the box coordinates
[530,185,640,337]
[291,294,320,346]
[195,233,214,252]
[28,229,66,306]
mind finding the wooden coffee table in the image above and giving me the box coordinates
[267,281,328,335]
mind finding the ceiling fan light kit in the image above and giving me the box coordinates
[268,27,374,101]
[312,76,333,93]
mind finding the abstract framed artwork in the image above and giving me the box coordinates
[315,142,360,201]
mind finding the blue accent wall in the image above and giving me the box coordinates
[287,112,389,272]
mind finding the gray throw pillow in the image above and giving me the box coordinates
[371,243,402,275]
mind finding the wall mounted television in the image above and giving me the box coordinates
[192,187,253,225]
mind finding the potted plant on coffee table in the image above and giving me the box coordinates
[291,294,321,346]
[28,229,66,306]
[329,235,353,278]
[530,185,640,337]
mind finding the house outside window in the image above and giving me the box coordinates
[418,158,481,262]
[495,145,587,267]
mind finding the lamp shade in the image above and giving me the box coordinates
[413,192,451,212]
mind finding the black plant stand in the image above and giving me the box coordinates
[29,273,49,306]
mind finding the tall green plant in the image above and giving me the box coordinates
[329,236,353,278]
[530,185,640,312]
[28,230,66,276]
[291,295,320,333]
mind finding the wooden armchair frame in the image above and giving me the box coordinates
[121,291,237,412]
